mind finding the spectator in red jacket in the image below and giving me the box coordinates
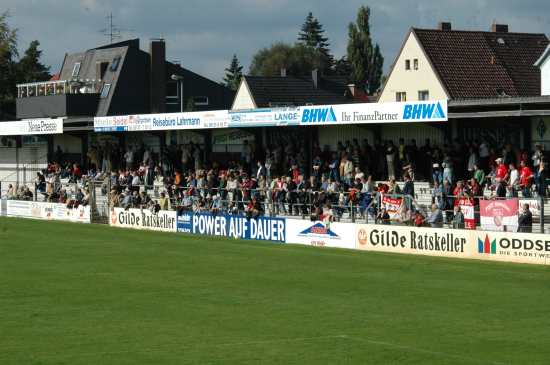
[519,160,534,198]
[495,158,508,181]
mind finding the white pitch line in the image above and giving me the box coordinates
[346,335,512,365]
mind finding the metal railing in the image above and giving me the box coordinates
[17,79,102,98]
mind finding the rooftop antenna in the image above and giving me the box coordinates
[99,13,134,43]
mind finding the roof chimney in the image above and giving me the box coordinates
[491,24,509,33]
[438,22,452,31]
[312,69,318,89]
[150,38,166,113]
[280,68,287,77]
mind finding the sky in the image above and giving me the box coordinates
[3,0,550,82]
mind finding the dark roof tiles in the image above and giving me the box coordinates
[413,28,548,99]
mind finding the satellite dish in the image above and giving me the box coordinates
[497,38,505,45]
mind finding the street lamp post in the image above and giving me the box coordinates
[171,74,184,112]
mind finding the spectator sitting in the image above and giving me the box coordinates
[375,207,390,225]
[426,203,443,228]
[413,210,425,227]
[159,192,170,211]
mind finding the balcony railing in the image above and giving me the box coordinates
[17,80,103,98]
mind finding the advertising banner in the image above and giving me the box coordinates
[381,195,402,219]
[355,224,470,259]
[0,118,63,136]
[94,111,228,132]
[299,100,447,126]
[177,211,286,242]
[110,207,177,232]
[94,101,447,132]
[285,220,356,249]
[355,223,550,265]
[455,198,475,230]
[228,107,301,127]
[479,199,519,232]
[474,231,550,265]
[6,200,90,223]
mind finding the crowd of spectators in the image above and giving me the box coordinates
[4,137,548,231]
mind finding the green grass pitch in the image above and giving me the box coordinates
[1,216,549,364]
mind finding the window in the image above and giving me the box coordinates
[166,82,178,98]
[414,58,419,70]
[100,83,111,98]
[418,90,430,100]
[396,92,407,102]
[405,59,411,70]
[72,62,81,77]
[193,96,209,106]
[97,61,109,81]
[110,56,121,72]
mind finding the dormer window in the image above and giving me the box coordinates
[72,62,81,77]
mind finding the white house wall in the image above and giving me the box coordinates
[231,80,256,110]
[541,57,550,96]
[379,32,448,103]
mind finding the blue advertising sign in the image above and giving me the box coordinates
[177,211,286,242]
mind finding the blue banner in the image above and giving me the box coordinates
[177,211,286,242]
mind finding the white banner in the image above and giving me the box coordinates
[94,101,447,132]
[286,220,356,249]
[299,100,447,125]
[355,224,550,265]
[94,110,228,132]
[0,119,63,136]
[109,207,177,232]
[6,200,90,223]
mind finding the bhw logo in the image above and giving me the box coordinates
[403,102,446,120]
[478,235,497,254]
[302,107,337,123]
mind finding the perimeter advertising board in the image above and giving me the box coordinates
[6,200,90,223]
[355,224,550,265]
[285,220,356,249]
[110,207,177,232]
[355,224,469,259]
[0,119,63,136]
[177,211,286,242]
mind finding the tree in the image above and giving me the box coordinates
[249,42,322,77]
[0,11,18,119]
[298,12,333,72]
[17,40,51,83]
[333,56,352,78]
[347,6,384,94]
[223,54,243,91]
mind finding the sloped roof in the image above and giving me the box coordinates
[535,44,550,67]
[243,75,352,107]
[413,28,549,99]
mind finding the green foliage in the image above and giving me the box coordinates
[249,42,323,77]
[0,11,18,115]
[17,40,51,83]
[1,216,550,364]
[298,12,333,72]
[347,6,384,94]
[223,54,243,91]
